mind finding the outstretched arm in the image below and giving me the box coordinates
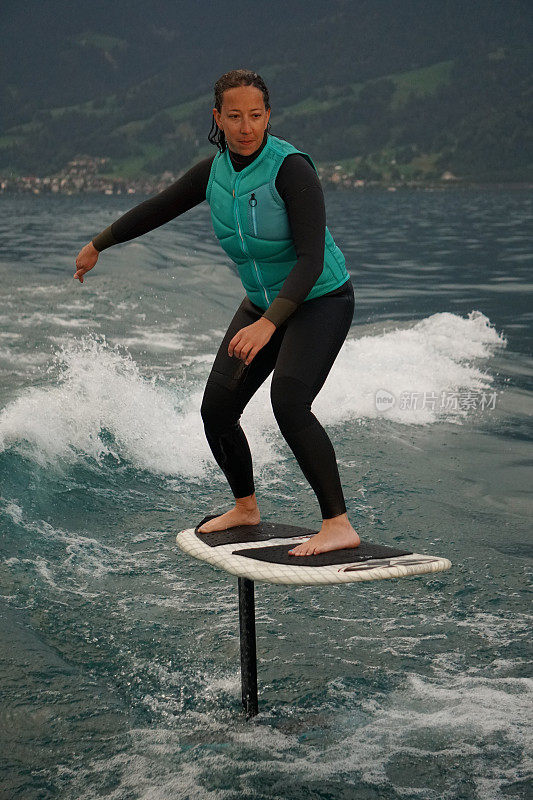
[91,156,214,251]
[74,156,214,283]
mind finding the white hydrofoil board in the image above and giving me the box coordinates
[176,515,451,586]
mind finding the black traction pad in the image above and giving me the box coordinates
[194,514,313,546]
[194,514,412,566]
[232,542,412,567]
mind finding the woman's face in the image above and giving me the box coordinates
[213,85,271,155]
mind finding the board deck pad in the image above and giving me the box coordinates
[176,514,452,585]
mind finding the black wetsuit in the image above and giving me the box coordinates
[92,133,355,518]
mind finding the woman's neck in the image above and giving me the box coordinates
[227,131,269,171]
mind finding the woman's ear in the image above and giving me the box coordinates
[213,108,222,131]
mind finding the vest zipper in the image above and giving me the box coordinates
[249,193,258,235]
[233,178,269,306]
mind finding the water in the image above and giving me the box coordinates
[0,189,531,799]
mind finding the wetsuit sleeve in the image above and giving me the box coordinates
[260,153,326,328]
[91,156,215,251]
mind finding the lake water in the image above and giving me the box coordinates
[0,189,531,799]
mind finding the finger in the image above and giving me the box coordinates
[231,338,247,359]
[245,347,258,365]
[240,342,254,362]
[228,333,240,357]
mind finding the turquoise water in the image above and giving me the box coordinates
[0,190,531,799]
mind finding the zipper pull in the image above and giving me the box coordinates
[232,188,235,198]
[249,192,258,236]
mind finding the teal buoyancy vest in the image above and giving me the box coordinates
[205,134,350,311]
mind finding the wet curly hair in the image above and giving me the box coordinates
[208,69,272,153]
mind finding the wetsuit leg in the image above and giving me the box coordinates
[201,279,354,515]
[200,296,286,498]
[269,279,355,519]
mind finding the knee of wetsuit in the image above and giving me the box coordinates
[201,380,242,433]
[270,375,314,433]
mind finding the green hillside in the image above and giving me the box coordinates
[1,1,531,186]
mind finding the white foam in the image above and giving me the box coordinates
[14,285,66,295]
[1,308,103,328]
[56,302,95,311]
[0,347,49,366]
[0,333,280,480]
[322,671,533,797]
[311,309,506,426]
[109,326,212,353]
[0,501,142,595]
[0,499,24,524]
[55,669,531,800]
[0,334,200,475]
[0,311,506,476]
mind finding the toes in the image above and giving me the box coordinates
[289,546,304,556]
[289,540,317,556]
[198,521,217,533]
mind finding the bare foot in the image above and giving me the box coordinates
[288,514,360,556]
[198,503,260,534]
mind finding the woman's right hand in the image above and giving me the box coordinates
[74,242,99,283]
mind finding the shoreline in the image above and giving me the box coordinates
[1,179,532,196]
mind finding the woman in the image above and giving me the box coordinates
[74,69,360,556]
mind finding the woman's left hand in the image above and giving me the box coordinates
[229,318,276,365]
